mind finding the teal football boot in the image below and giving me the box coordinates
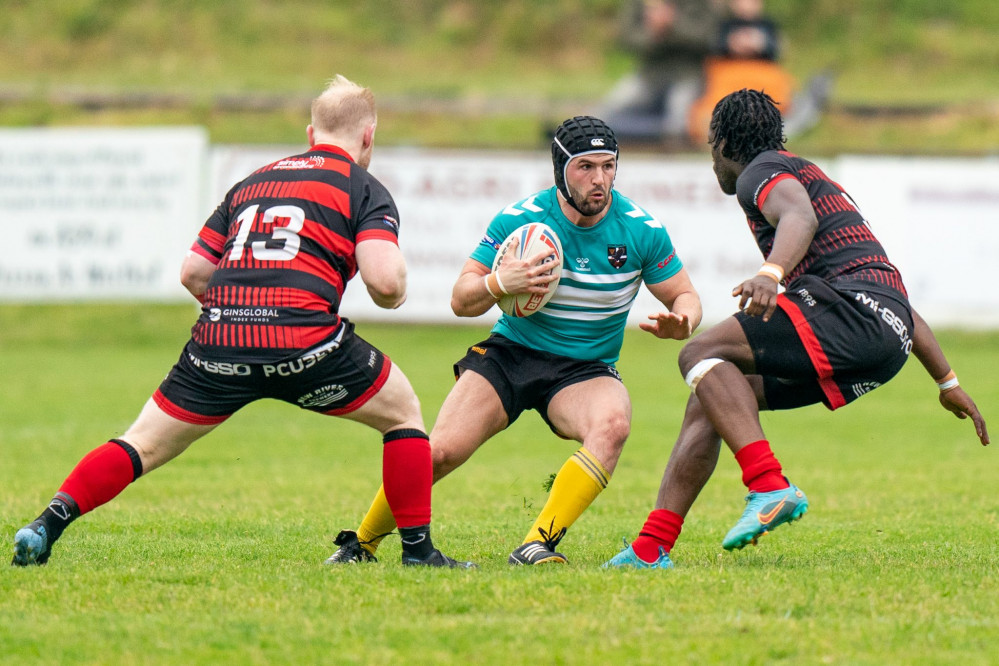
[12,521,51,566]
[602,539,673,570]
[722,482,808,551]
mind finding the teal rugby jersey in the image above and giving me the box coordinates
[470,186,683,364]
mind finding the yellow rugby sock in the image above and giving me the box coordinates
[356,485,396,555]
[523,447,610,546]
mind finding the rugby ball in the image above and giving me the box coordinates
[491,222,563,317]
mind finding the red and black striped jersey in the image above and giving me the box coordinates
[187,144,401,362]
[736,150,908,299]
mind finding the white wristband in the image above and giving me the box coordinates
[483,274,499,299]
[493,271,508,295]
[937,377,959,391]
[937,372,960,393]
[935,370,959,391]
[757,262,784,283]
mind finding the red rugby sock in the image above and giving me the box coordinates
[58,440,142,515]
[734,439,789,493]
[631,509,684,562]
[381,430,432,529]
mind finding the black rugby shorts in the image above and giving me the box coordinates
[737,275,913,411]
[153,321,390,424]
[453,334,622,433]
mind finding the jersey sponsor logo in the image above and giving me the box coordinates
[854,292,913,354]
[657,249,676,269]
[574,257,591,271]
[381,215,399,231]
[208,307,280,324]
[262,347,333,377]
[297,384,349,408]
[187,353,251,376]
[470,345,487,355]
[480,233,501,250]
[753,172,781,207]
[272,156,325,170]
[607,244,628,269]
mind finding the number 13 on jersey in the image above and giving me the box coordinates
[228,204,305,261]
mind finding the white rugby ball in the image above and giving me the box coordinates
[491,222,563,317]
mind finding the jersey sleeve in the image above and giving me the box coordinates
[735,152,797,215]
[189,181,241,265]
[638,214,684,285]
[352,172,401,245]
[468,203,530,269]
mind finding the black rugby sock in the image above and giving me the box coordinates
[399,524,435,560]
[35,491,80,544]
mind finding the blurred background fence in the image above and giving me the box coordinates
[1,1,997,326]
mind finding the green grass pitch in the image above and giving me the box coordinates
[2,304,997,664]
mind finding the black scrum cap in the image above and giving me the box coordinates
[551,116,619,213]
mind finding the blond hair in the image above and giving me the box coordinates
[310,75,376,135]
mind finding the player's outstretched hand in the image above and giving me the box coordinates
[939,386,989,446]
[640,312,692,340]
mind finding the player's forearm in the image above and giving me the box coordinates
[367,271,407,310]
[182,278,210,300]
[766,213,816,276]
[910,308,952,381]
[451,271,496,317]
[671,291,702,334]
[179,251,217,300]
[367,284,406,309]
[355,239,407,309]
[648,269,702,334]
[360,263,407,309]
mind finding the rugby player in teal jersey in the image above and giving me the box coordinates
[328,116,702,566]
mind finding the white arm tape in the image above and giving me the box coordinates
[483,274,499,299]
[937,377,959,391]
[494,271,508,295]
[684,358,725,391]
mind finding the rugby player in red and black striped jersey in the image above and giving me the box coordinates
[13,75,473,569]
[606,88,988,570]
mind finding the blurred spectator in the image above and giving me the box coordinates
[714,0,780,61]
[600,0,726,145]
[599,0,828,148]
[687,0,809,143]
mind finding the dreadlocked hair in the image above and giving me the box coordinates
[709,88,786,165]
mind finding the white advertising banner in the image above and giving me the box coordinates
[210,147,551,325]
[836,156,999,327]
[4,131,997,328]
[210,147,762,326]
[211,147,999,327]
[0,127,207,300]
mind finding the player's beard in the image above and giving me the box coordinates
[567,183,610,217]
